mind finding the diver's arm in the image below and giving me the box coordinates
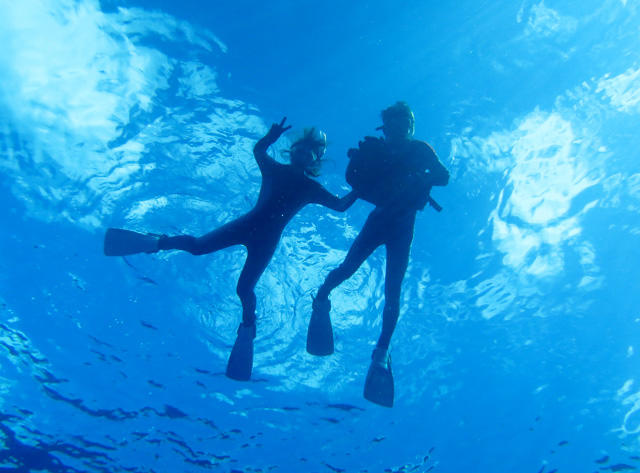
[425,161,449,187]
[408,143,448,210]
[386,144,449,212]
[335,190,358,211]
[423,146,450,187]
[313,187,358,212]
[253,117,292,171]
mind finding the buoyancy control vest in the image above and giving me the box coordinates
[346,137,439,210]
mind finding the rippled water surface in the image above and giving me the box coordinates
[1,1,640,472]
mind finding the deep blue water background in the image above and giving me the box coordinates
[1,1,640,472]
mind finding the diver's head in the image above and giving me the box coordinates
[380,101,415,143]
[289,127,327,176]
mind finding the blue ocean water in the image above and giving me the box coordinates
[1,0,639,471]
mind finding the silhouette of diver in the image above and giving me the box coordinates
[104,117,356,381]
[306,102,449,407]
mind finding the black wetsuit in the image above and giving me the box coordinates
[159,133,355,326]
[317,138,449,351]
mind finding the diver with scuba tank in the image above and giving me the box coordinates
[307,102,449,407]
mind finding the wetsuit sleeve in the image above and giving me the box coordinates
[309,181,357,212]
[420,142,449,187]
[407,142,450,211]
[253,132,279,175]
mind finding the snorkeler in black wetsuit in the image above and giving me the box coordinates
[104,118,356,381]
[306,102,449,407]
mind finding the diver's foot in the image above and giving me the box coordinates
[363,347,394,408]
[237,321,257,339]
[149,234,168,253]
[312,293,331,314]
[371,347,391,369]
[306,294,334,356]
[226,322,256,381]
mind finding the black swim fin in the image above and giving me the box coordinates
[226,323,256,381]
[103,228,160,256]
[306,296,334,356]
[363,348,394,407]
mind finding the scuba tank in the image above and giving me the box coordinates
[346,137,441,211]
[346,136,395,206]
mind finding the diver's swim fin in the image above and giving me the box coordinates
[104,228,160,256]
[226,323,256,381]
[363,348,394,407]
[306,296,334,356]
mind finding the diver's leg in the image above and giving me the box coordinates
[377,228,413,351]
[316,215,383,300]
[235,242,276,326]
[363,226,413,408]
[226,240,277,381]
[158,219,245,255]
[307,215,383,356]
